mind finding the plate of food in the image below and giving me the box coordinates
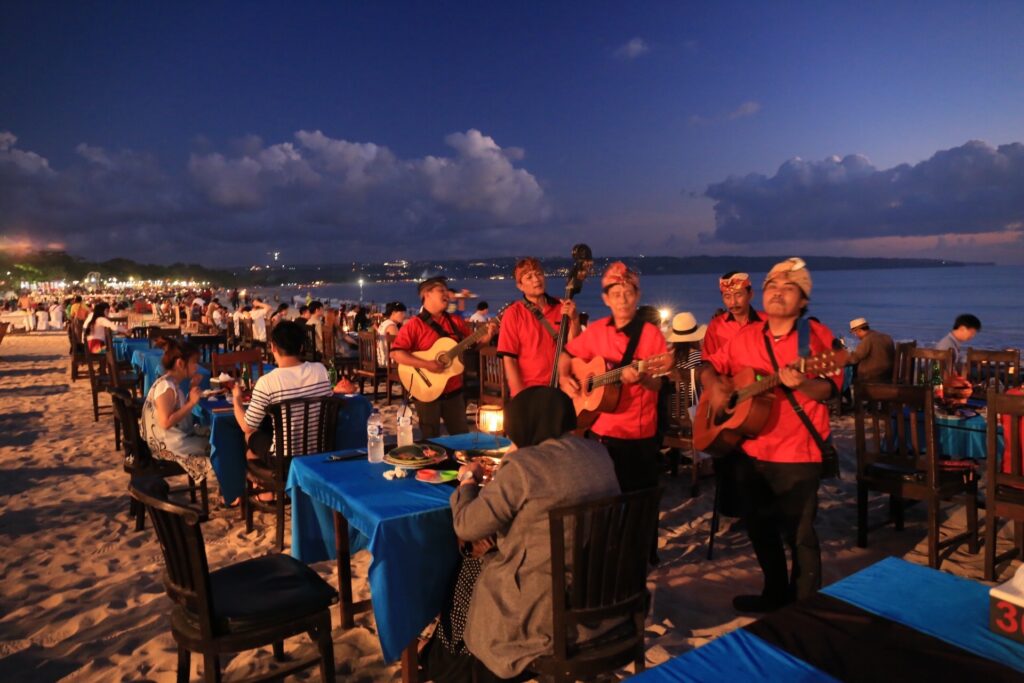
[415,468,459,484]
[453,447,509,465]
[384,444,449,469]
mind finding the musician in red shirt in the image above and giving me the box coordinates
[559,262,667,492]
[701,258,840,613]
[497,257,580,397]
[391,277,494,439]
[702,271,763,357]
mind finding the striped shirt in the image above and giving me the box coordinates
[244,362,332,455]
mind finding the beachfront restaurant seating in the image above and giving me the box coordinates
[966,348,1020,391]
[130,477,336,682]
[854,383,979,569]
[301,324,321,364]
[210,348,266,384]
[188,334,228,366]
[147,326,182,346]
[110,387,208,531]
[353,330,386,400]
[478,345,509,410]
[529,488,662,682]
[906,347,954,386]
[68,318,89,381]
[104,329,142,397]
[984,387,1024,581]
[243,397,343,552]
[381,334,404,406]
[892,340,917,384]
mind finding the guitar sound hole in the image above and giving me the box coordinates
[726,393,738,410]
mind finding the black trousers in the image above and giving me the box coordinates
[733,456,822,601]
[414,392,469,440]
[595,435,660,492]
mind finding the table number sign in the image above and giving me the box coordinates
[990,565,1024,644]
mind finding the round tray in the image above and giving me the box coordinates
[384,444,450,469]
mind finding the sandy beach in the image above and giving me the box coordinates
[1,332,1019,682]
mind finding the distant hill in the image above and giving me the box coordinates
[0,250,236,287]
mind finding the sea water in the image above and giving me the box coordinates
[257,264,1023,350]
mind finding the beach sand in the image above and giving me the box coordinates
[0,333,1019,681]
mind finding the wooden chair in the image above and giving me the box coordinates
[210,349,266,383]
[105,329,142,398]
[302,324,322,363]
[965,348,1020,392]
[0,321,8,355]
[243,397,344,552]
[854,382,979,569]
[85,352,115,421]
[147,326,182,347]
[353,331,386,400]
[68,318,89,381]
[892,340,917,384]
[188,334,227,366]
[478,346,508,409]
[129,477,336,682]
[984,388,1024,581]
[110,388,208,530]
[381,335,405,406]
[529,488,662,682]
[662,377,701,497]
[907,347,954,386]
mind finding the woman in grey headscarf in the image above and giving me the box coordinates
[425,387,620,682]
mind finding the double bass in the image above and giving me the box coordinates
[548,244,593,388]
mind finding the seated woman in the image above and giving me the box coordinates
[140,337,213,487]
[82,301,126,353]
[426,387,620,682]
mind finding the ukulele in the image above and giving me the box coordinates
[569,352,675,431]
[692,349,848,457]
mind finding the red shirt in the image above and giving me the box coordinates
[391,313,472,395]
[705,319,840,463]
[565,316,667,440]
[702,308,763,357]
[497,297,563,395]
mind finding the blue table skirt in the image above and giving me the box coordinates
[635,557,1024,682]
[195,392,372,503]
[286,446,463,662]
[113,337,150,362]
[935,413,1003,461]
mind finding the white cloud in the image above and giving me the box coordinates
[613,37,650,60]
[689,100,763,126]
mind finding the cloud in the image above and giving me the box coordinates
[703,140,1024,244]
[0,129,551,264]
[613,37,650,60]
[689,100,762,126]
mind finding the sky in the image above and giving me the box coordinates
[2,1,1023,266]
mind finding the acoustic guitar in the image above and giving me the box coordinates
[397,313,502,403]
[569,352,675,431]
[692,349,848,457]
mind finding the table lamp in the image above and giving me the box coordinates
[476,405,504,449]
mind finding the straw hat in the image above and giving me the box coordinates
[763,257,812,297]
[667,312,707,342]
[849,317,869,331]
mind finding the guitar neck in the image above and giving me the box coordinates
[590,354,667,389]
[447,321,490,358]
[733,355,817,402]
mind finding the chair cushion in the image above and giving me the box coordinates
[208,554,337,629]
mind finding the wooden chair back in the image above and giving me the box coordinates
[239,319,255,348]
[478,346,508,408]
[892,340,917,384]
[539,487,662,679]
[854,383,938,487]
[129,479,217,637]
[210,349,266,382]
[966,348,1020,391]
[302,324,321,363]
[267,396,342,459]
[907,347,954,386]
[110,387,152,469]
[356,330,379,376]
[187,334,227,365]
[147,326,181,346]
[985,388,1024,580]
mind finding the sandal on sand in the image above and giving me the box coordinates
[222,497,240,509]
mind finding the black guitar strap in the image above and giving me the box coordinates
[522,296,559,340]
[619,317,645,369]
[762,318,840,479]
[418,311,464,342]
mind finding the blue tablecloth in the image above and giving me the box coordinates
[634,557,1024,682]
[936,412,1003,460]
[113,336,150,362]
[196,392,372,503]
[285,433,510,662]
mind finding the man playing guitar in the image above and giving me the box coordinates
[700,258,840,613]
[498,257,580,397]
[558,262,666,492]
[390,277,495,438]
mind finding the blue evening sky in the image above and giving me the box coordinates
[2,1,1023,265]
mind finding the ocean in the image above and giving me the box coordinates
[253,264,1023,350]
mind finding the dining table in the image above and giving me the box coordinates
[194,391,373,504]
[112,336,150,362]
[131,347,213,395]
[632,557,1024,682]
[285,432,511,681]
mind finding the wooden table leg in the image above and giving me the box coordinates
[334,510,356,629]
[401,640,419,683]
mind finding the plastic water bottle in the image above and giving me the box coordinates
[397,412,414,447]
[367,409,385,463]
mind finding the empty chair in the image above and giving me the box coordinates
[529,488,662,682]
[662,377,701,496]
[110,388,207,530]
[188,334,227,365]
[478,345,509,409]
[854,382,979,568]
[907,347,954,386]
[104,328,142,397]
[68,318,89,381]
[210,349,266,383]
[892,340,917,384]
[965,348,1020,392]
[353,330,386,399]
[984,388,1024,581]
[301,324,322,363]
[243,396,344,551]
[130,477,336,682]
